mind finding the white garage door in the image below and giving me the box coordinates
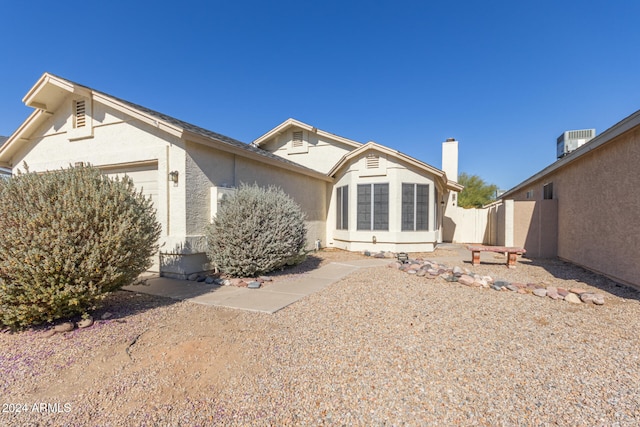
[104,162,160,272]
[105,164,159,209]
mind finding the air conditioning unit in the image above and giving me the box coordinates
[557,129,595,159]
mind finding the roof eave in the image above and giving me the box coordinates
[0,109,48,167]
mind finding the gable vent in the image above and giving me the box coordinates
[292,131,304,147]
[74,100,86,128]
[366,153,380,169]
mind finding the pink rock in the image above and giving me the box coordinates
[557,288,569,297]
[570,288,587,295]
[458,275,475,286]
[580,293,605,305]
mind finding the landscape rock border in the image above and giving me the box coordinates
[389,257,606,306]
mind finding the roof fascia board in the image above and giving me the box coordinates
[501,109,640,199]
[328,141,451,184]
[93,93,184,138]
[0,109,47,165]
[184,130,333,183]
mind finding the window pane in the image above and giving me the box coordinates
[401,183,414,231]
[416,184,429,230]
[357,184,371,230]
[342,186,348,229]
[373,184,388,230]
[336,187,343,230]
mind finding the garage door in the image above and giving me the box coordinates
[105,163,158,209]
[103,162,160,272]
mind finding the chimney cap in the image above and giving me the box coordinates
[445,138,456,142]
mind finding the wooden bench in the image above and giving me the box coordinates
[466,245,526,268]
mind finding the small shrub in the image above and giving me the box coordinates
[0,164,161,329]
[206,183,307,277]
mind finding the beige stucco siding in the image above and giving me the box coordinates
[184,142,328,252]
[10,98,181,245]
[555,128,639,286]
[260,129,355,174]
[507,127,640,287]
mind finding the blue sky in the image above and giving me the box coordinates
[1,0,639,190]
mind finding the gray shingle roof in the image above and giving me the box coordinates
[47,74,322,176]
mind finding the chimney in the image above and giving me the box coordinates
[441,138,458,182]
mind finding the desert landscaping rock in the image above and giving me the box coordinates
[533,288,548,297]
[392,257,610,307]
[247,281,261,289]
[204,276,216,284]
[565,293,582,304]
[53,322,74,333]
[581,293,605,305]
[187,273,199,281]
[457,275,475,286]
[77,317,94,329]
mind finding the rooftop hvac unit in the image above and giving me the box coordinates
[557,129,595,159]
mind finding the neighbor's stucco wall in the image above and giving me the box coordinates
[328,151,440,253]
[259,127,356,174]
[506,127,640,288]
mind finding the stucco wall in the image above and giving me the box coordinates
[506,127,640,288]
[512,200,558,258]
[260,127,355,174]
[10,96,183,245]
[184,141,328,258]
[7,96,196,274]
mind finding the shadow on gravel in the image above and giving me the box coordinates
[96,290,179,322]
[262,254,323,278]
[525,257,640,302]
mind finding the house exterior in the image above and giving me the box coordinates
[253,120,463,253]
[500,109,640,289]
[0,73,461,278]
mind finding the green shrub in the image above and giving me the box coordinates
[206,183,307,277]
[0,164,161,329]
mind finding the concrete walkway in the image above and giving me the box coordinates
[123,258,390,314]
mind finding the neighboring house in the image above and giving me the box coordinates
[499,109,640,289]
[0,136,10,177]
[0,72,462,278]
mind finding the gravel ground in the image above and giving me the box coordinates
[1,249,640,426]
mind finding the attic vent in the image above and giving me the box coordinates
[292,131,304,147]
[74,100,86,128]
[366,154,380,169]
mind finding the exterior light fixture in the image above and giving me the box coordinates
[168,171,179,186]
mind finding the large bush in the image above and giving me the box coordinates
[0,165,161,329]
[206,183,307,277]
